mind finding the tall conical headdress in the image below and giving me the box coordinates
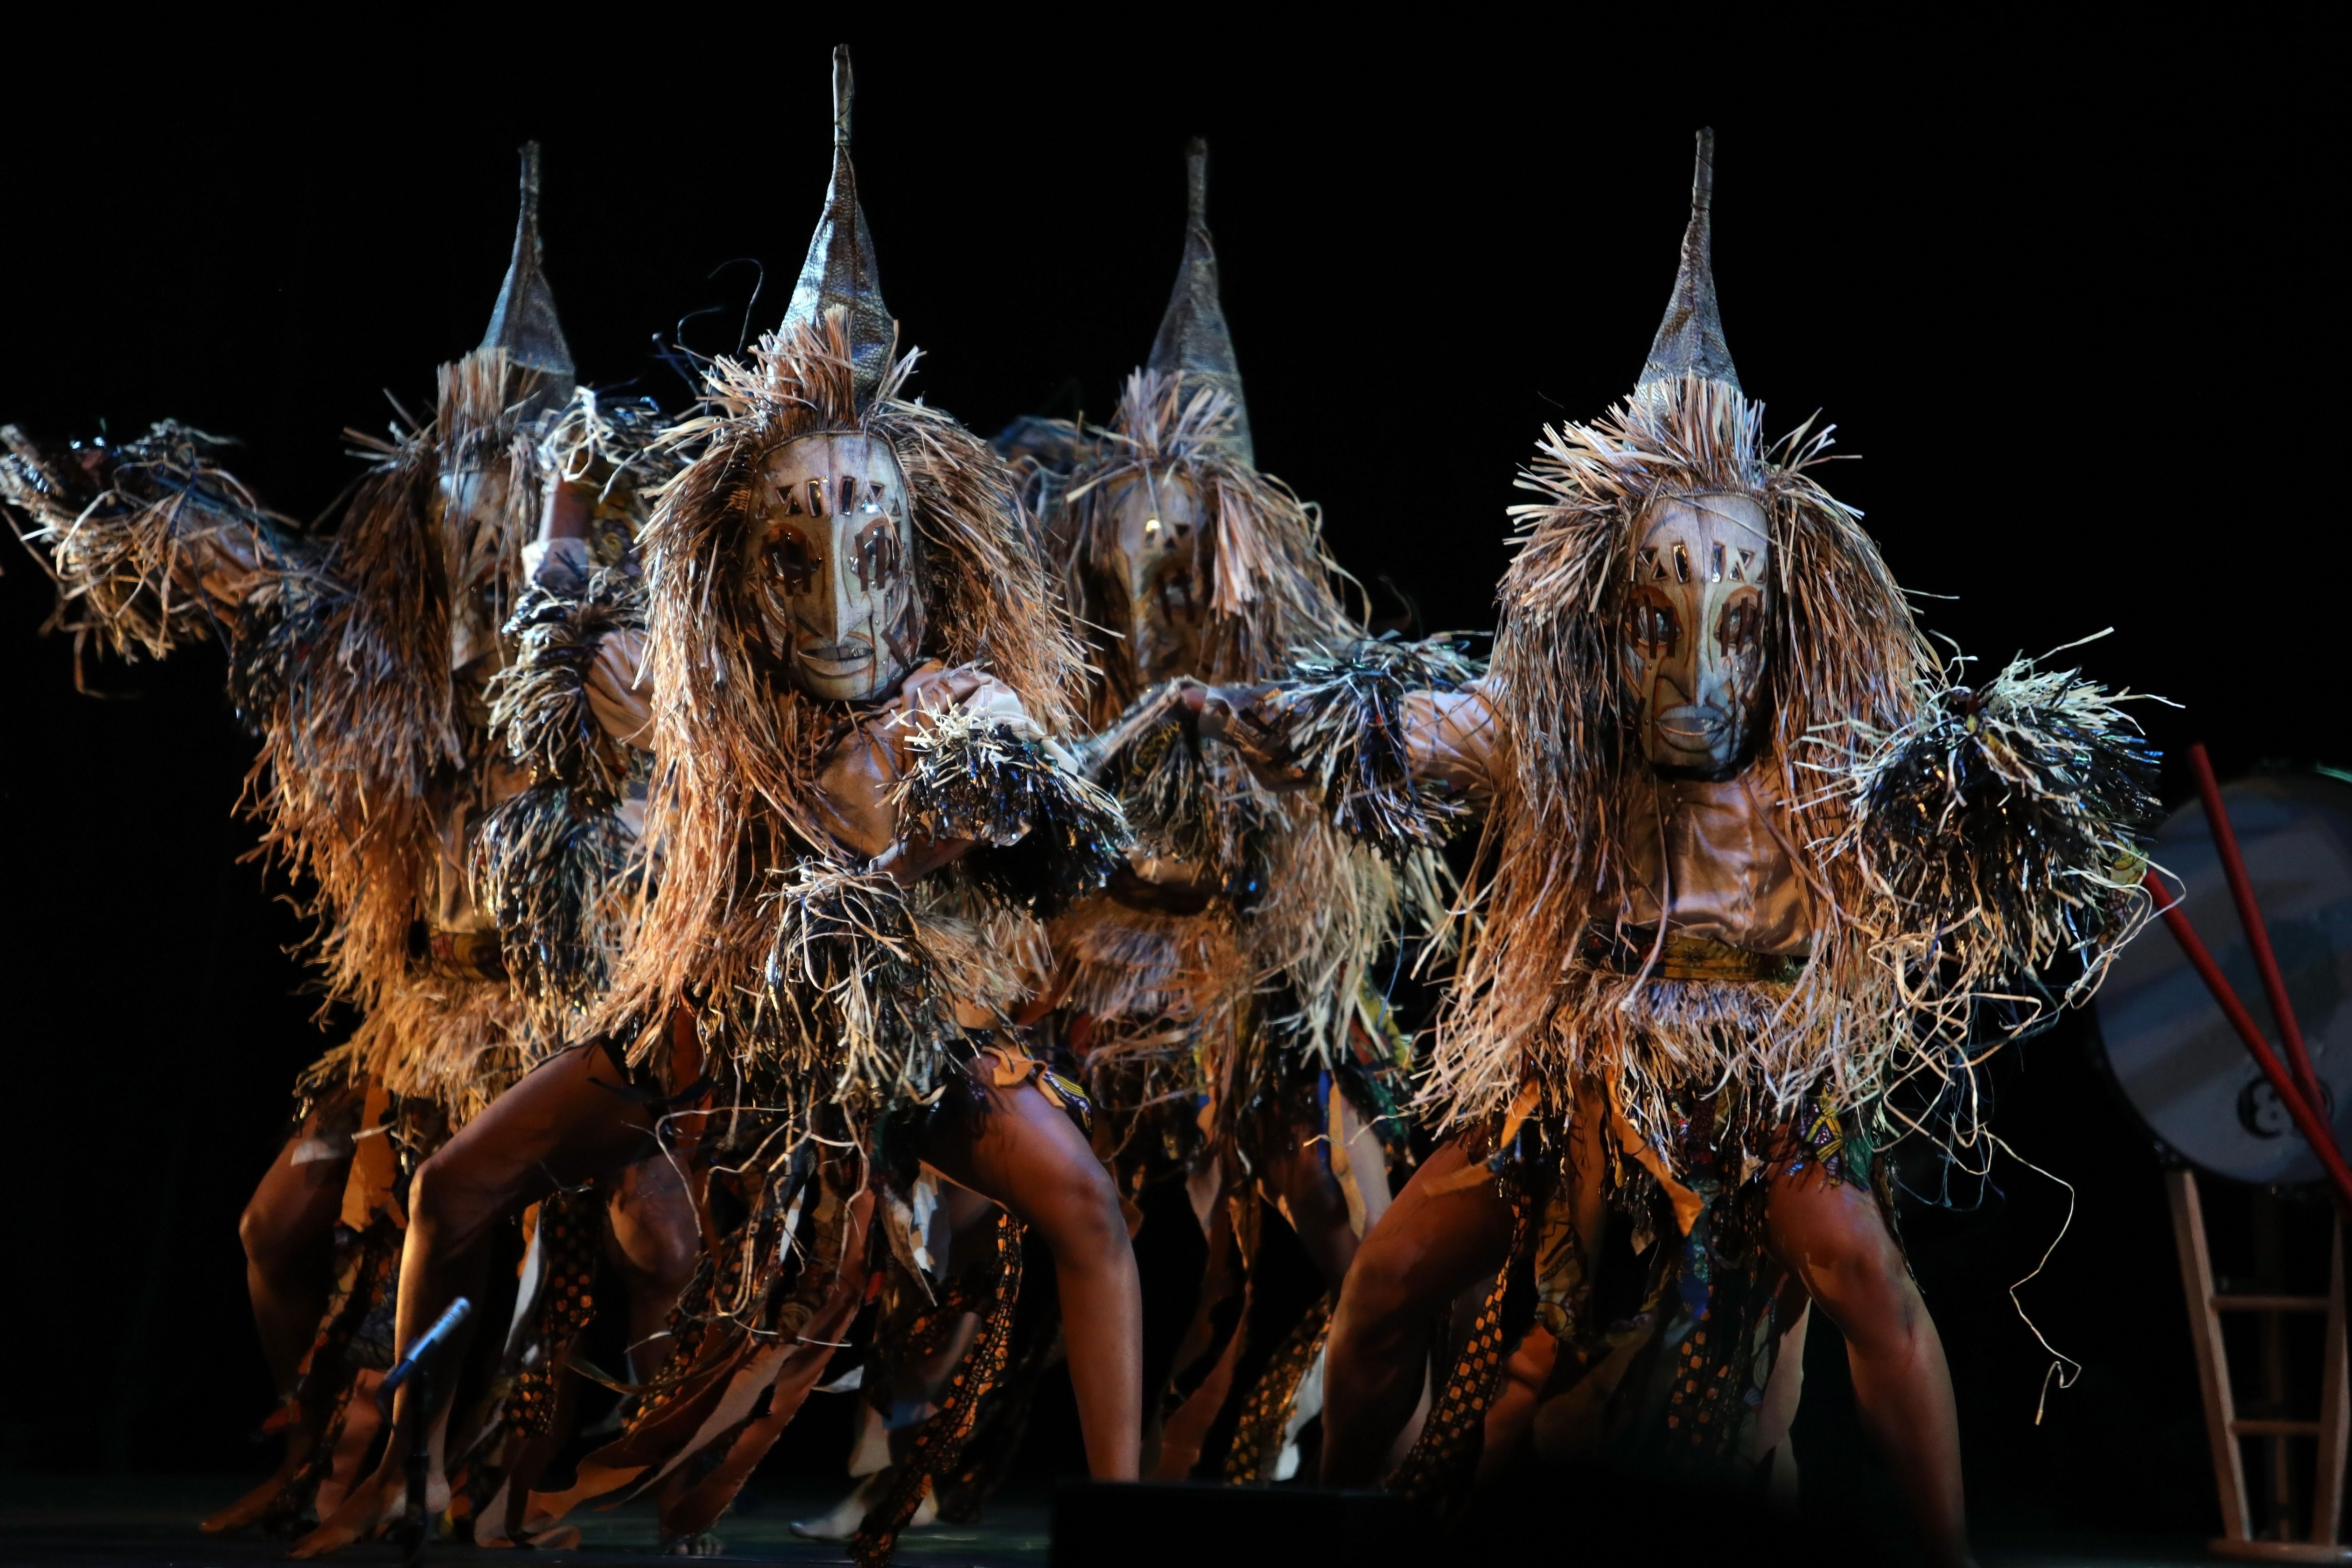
[1146,138,1253,464]
[781,46,895,408]
[480,141,576,404]
[1637,128,1739,393]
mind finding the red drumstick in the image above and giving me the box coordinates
[2188,744,2329,1124]
[2144,867,2352,1211]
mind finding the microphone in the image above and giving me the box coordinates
[375,1297,474,1566]
[377,1297,474,1414]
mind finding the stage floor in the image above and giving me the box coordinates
[0,1476,2252,1566]
[0,1478,1048,1567]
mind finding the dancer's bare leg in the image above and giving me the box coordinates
[606,1149,704,1382]
[202,1115,354,1533]
[290,1044,660,1557]
[243,1115,351,1392]
[918,1078,1141,1479]
[1319,1139,1517,1485]
[1765,1164,1974,1568]
[1256,1116,1360,1289]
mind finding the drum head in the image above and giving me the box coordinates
[2093,771,2352,1185]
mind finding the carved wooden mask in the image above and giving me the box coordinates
[1100,466,1208,684]
[744,431,923,702]
[436,463,519,674]
[1622,491,1771,776]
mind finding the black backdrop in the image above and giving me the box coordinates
[0,19,2339,1549]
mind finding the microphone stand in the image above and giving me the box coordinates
[374,1297,473,1565]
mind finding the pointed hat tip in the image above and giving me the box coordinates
[481,140,575,392]
[1636,126,1739,393]
[1147,137,1253,462]
[782,45,894,404]
[832,44,852,145]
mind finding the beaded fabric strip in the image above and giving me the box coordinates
[505,1189,607,1440]
[851,1212,1026,1567]
[1221,1297,1333,1483]
[272,1227,402,1531]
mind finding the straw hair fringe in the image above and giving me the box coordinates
[8,355,563,1122]
[1051,896,1241,1032]
[1058,383,1439,1091]
[1051,374,1460,1095]
[248,349,545,1042]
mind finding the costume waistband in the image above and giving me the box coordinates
[1578,924,1806,985]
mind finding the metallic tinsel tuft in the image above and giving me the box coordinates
[1829,647,2160,1035]
[1259,634,1484,860]
[893,709,1131,916]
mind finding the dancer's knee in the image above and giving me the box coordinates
[1777,1192,1920,1353]
[1027,1154,1127,1269]
[406,1147,508,1259]
[609,1167,701,1297]
[239,1194,295,1273]
[1331,1228,1428,1357]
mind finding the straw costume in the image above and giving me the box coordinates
[0,146,679,1538]
[343,53,1136,1566]
[1203,132,2155,1557]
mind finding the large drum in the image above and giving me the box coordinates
[2091,770,2352,1186]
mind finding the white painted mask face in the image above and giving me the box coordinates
[1102,468,1207,682]
[744,432,923,702]
[1622,492,1771,776]
[435,463,517,673]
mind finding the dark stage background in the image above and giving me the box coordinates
[0,21,2338,1554]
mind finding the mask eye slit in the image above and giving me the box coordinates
[840,476,858,515]
[1708,542,1725,582]
[769,526,821,595]
[806,478,827,517]
[854,519,902,593]
[1672,543,1691,583]
[1628,594,1681,659]
[1716,595,1763,653]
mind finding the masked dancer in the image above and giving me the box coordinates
[1190,132,2155,1568]
[0,147,695,1541]
[298,51,1142,1565]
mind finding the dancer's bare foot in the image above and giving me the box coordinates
[789,1472,937,1540]
[286,1460,403,1558]
[198,1424,310,1535]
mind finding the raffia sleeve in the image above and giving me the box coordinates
[1218,635,1488,859]
[2,421,306,660]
